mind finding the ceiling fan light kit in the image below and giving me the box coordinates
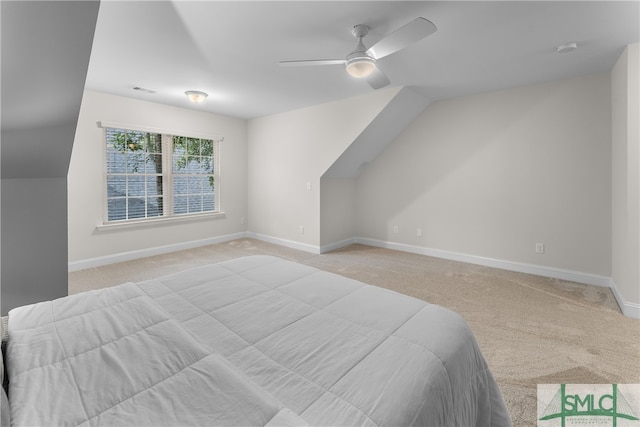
[279,17,437,89]
[346,56,376,78]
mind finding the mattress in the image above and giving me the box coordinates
[5,255,512,426]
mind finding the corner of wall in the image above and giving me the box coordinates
[247,87,402,249]
[610,279,640,319]
[319,87,432,249]
[611,43,640,315]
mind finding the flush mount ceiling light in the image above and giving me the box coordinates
[185,90,208,103]
[557,42,578,54]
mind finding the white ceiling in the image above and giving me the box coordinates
[86,1,639,120]
[2,1,99,131]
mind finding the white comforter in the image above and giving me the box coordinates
[7,255,511,426]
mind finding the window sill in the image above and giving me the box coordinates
[96,212,225,232]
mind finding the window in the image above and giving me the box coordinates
[104,126,220,223]
[172,136,216,215]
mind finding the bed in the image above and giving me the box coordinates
[2,255,511,426]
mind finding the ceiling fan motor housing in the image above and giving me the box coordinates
[346,24,376,78]
[351,24,370,39]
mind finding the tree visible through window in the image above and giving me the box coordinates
[172,136,215,215]
[105,127,219,222]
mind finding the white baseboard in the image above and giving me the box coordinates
[70,232,638,319]
[245,233,355,254]
[609,280,640,319]
[69,232,323,272]
[354,237,612,288]
[68,232,248,272]
[250,234,614,290]
[319,238,357,254]
[245,232,321,254]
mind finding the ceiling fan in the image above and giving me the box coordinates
[279,17,437,89]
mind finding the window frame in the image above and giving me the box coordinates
[97,121,223,230]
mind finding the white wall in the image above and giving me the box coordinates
[66,66,638,316]
[68,91,248,264]
[1,1,98,315]
[2,178,68,315]
[611,43,640,317]
[246,88,400,250]
[320,178,357,249]
[356,73,612,278]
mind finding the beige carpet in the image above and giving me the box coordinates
[69,239,640,426]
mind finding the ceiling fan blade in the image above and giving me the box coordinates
[279,59,345,67]
[366,67,390,89]
[367,17,437,60]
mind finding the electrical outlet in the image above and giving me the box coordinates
[417,228,423,237]
[240,217,246,225]
[299,225,304,234]
[393,225,399,234]
[536,243,545,254]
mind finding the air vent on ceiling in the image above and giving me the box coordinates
[132,86,156,94]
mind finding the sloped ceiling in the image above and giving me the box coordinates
[1,1,100,178]
[2,2,638,175]
[324,87,432,178]
[85,1,639,120]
